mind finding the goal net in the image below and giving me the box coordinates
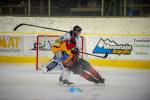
[36,35,84,71]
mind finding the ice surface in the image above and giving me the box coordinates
[0,64,150,100]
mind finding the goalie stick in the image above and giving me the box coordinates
[14,23,69,33]
[14,23,108,58]
[80,52,108,58]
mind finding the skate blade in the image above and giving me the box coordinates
[96,82,105,86]
[63,84,75,87]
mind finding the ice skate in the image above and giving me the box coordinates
[95,78,105,86]
[59,76,63,82]
[63,80,74,87]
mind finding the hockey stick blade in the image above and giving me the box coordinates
[80,52,108,58]
[14,23,24,31]
[103,52,108,58]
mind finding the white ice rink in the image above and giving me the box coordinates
[0,64,150,100]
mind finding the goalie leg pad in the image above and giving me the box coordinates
[80,71,99,84]
[70,58,90,74]
[88,67,102,80]
[47,60,58,71]
[46,51,66,72]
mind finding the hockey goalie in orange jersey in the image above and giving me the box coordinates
[51,39,76,66]
[42,26,105,86]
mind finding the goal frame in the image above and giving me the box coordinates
[36,35,84,70]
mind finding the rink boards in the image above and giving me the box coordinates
[0,32,150,69]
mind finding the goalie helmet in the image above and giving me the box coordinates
[71,25,82,37]
[73,25,82,33]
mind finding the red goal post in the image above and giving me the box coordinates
[36,35,84,70]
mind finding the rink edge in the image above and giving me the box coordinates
[90,59,150,69]
[0,56,150,69]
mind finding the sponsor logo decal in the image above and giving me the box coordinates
[31,40,52,51]
[93,38,132,55]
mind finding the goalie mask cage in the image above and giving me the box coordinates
[36,35,84,70]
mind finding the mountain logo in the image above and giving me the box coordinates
[93,38,132,55]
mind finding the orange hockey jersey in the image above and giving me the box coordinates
[51,40,76,65]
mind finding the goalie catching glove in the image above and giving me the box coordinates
[53,39,62,47]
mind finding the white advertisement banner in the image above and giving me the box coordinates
[1,34,150,61]
[0,34,37,56]
[86,36,150,60]
[0,34,23,55]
